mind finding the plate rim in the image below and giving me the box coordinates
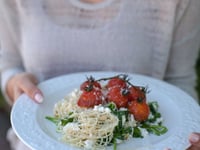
[11,71,200,150]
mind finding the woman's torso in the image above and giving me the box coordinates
[17,0,177,81]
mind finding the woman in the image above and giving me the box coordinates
[0,0,200,149]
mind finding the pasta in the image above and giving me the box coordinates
[53,89,119,150]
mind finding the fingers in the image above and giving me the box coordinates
[17,75,43,103]
[13,85,23,100]
[163,132,200,150]
[188,133,200,149]
[18,81,44,103]
[6,73,44,103]
[186,133,200,150]
[186,145,200,150]
[189,133,200,143]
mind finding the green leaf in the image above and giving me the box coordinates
[60,117,74,126]
[132,127,143,138]
[141,124,168,136]
[45,116,60,124]
[148,101,159,114]
[112,138,117,150]
[45,116,74,126]
[107,102,117,112]
[148,101,162,122]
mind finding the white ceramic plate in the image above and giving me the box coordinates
[11,71,200,150]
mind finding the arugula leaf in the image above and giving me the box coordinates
[45,116,74,126]
[107,102,117,112]
[132,127,143,138]
[113,138,117,150]
[45,116,60,124]
[148,101,162,122]
[141,124,168,136]
[148,101,159,114]
[60,117,74,126]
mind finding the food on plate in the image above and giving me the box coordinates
[46,74,168,150]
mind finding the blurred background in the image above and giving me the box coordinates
[0,88,10,149]
[0,50,200,149]
[196,50,200,101]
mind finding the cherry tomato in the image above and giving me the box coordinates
[106,87,129,108]
[77,89,103,108]
[80,80,101,91]
[106,77,127,89]
[128,100,150,122]
[128,86,146,102]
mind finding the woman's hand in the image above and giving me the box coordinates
[164,133,200,150]
[6,72,43,104]
[186,133,200,150]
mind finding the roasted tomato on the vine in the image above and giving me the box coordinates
[128,100,150,122]
[106,77,127,89]
[106,87,129,108]
[77,89,103,108]
[128,86,146,102]
[80,78,101,91]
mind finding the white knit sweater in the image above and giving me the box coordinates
[0,0,200,104]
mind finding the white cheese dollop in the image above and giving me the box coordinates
[84,140,94,149]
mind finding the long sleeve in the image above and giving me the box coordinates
[1,0,199,104]
[164,0,200,101]
[0,0,24,105]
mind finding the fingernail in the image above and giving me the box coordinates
[189,133,200,143]
[34,93,44,103]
